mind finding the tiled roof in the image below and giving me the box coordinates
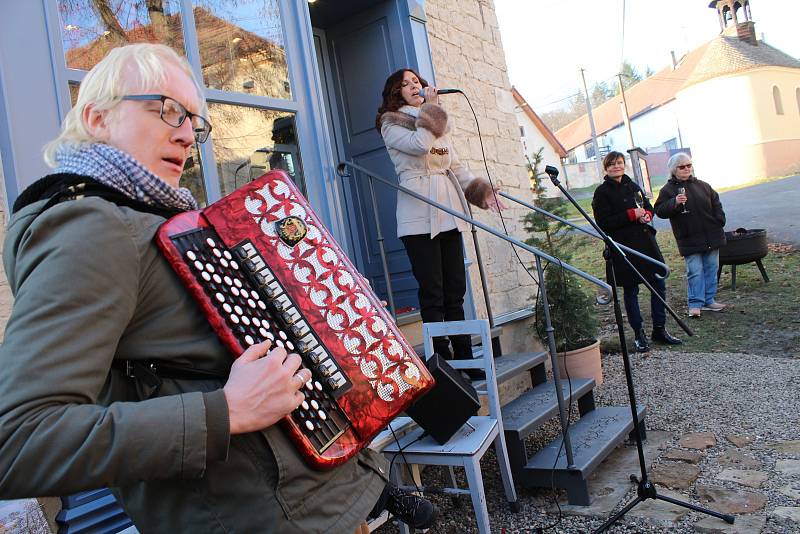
[683,36,800,87]
[554,43,708,152]
[555,35,800,152]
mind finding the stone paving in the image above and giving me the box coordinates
[387,348,800,533]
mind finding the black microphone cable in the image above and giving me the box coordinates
[449,92,586,533]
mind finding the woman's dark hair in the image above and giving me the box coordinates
[602,151,626,171]
[374,68,428,131]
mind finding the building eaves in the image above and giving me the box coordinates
[511,87,567,158]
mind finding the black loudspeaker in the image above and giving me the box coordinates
[405,353,481,445]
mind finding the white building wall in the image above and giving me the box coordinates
[515,109,564,197]
[600,100,683,155]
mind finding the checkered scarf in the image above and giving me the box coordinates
[54,143,198,212]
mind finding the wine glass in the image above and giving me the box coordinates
[677,187,690,214]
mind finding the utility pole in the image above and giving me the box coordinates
[580,68,603,181]
[617,73,635,149]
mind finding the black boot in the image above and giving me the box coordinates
[633,328,650,352]
[652,326,682,345]
[374,483,438,529]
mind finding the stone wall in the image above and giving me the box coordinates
[424,0,540,350]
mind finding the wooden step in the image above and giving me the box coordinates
[501,377,595,441]
[472,351,547,391]
[518,404,647,505]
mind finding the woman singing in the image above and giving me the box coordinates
[376,69,503,368]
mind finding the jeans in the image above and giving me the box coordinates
[401,230,472,359]
[622,276,667,332]
[684,249,720,308]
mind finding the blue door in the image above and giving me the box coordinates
[313,2,424,314]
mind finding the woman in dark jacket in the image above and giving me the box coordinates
[654,152,726,318]
[592,151,681,351]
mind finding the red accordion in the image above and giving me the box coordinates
[156,170,434,469]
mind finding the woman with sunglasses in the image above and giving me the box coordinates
[0,44,433,533]
[655,153,727,318]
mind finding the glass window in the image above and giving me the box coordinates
[773,86,784,115]
[796,88,800,115]
[193,0,291,99]
[58,0,185,71]
[66,80,208,206]
[208,103,304,196]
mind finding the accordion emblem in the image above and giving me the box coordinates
[156,170,434,469]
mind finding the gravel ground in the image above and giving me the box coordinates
[376,349,800,533]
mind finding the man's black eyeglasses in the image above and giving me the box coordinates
[121,94,212,143]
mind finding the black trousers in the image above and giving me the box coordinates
[401,229,472,359]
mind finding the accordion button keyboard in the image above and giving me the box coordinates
[318,359,336,377]
[175,230,351,455]
[328,372,347,390]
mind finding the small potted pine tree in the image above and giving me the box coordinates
[522,149,603,384]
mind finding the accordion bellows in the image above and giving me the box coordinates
[157,170,434,469]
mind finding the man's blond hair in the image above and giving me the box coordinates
[43,43,206,167]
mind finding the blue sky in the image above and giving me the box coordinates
[495,0,799,112]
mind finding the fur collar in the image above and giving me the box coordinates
[380,110,417,131]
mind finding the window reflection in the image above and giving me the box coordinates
[208,104,304,196]
[58,0,185,71]
[193,0,291,99]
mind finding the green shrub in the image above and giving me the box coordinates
[523,148,599,352]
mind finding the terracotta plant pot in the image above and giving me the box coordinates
[556,339,603,386]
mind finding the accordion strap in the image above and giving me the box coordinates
[111,359,228,399]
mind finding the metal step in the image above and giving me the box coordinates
[501,377,595,441]
[472,351,547,391]
[518,405,647,505]
[57,489,133,534]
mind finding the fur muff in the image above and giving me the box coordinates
[464,178,494,208]
[415,103,448,138]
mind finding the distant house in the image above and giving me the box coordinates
[555,0,800,189]
[511,87,567,196]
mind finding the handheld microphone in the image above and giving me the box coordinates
[422,88,461,101]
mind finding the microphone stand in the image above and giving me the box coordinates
[543,166,735,531]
